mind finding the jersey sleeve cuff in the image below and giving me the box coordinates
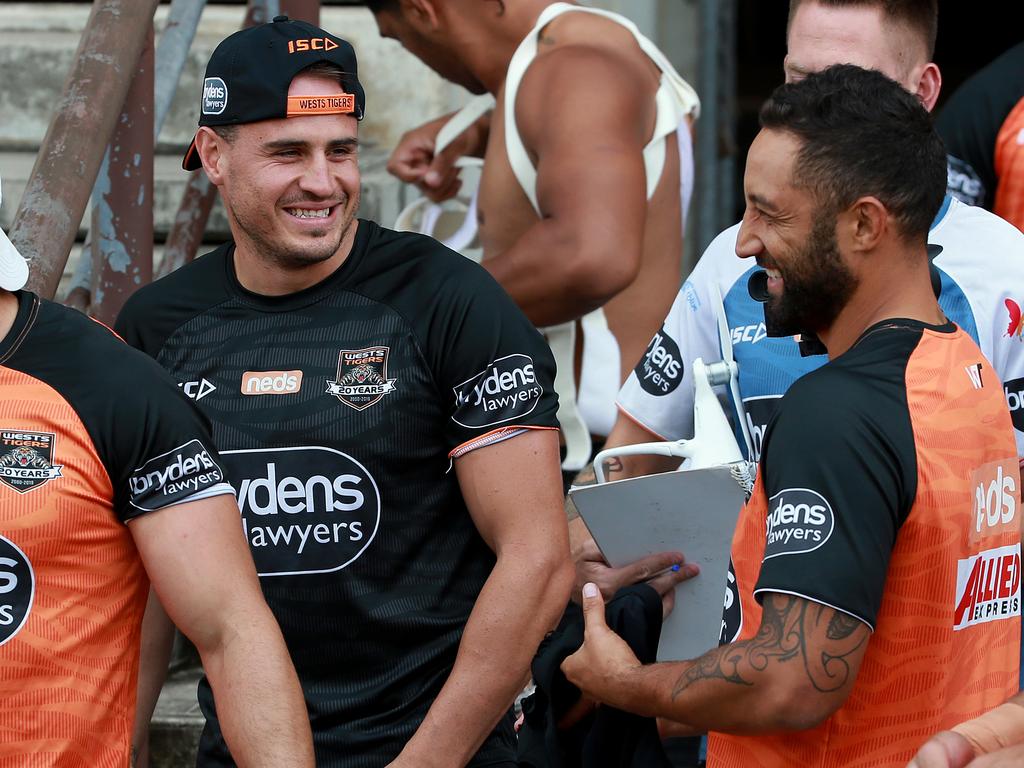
[448,425,559,460]
[123,482,236,523]
[752,587,875,632]
[615,403,672,442]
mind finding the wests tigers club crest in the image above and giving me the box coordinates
[0,430,63,493]
[326,347,397,411]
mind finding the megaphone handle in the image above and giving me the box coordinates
[593,440,693,484]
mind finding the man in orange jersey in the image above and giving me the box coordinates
[0,178,313,767]
[561,65,1021,768]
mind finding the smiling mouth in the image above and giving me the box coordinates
[285,207,333,219]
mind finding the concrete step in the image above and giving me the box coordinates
[149,668,205,768]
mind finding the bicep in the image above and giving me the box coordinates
[128,494,261,651]
[454,429,566,556]
[522,51,651,257]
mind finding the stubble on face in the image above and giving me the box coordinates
[225,186,360,272]
[763,211,858,337]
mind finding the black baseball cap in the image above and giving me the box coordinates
[182,15,366,171]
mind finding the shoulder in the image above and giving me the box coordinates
[115,244,232,353]
[933,198,1024,256]
[361,222,511,305]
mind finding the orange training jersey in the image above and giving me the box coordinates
[0,292,232,767]
[710,319,1020,768]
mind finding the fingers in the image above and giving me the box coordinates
[646,560,699,598]
[580,582,608,631]
[908,731,976,768]
[620,551,686,590]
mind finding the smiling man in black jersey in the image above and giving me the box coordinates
[117,15,573,768]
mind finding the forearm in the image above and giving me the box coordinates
[483,220,634,327]
[396,551,574,767]
[133,590,175,768]
[196,608,313,768]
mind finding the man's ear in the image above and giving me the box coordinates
[914,62,942,112]
[401,0,441,29]
[841,197,888,255]
[193,127,227,185]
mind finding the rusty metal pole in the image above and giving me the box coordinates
[89,24,155,325]
[65,0,209,310]
[282,0,320,25]
[11,0,161,300]
[159,0,281,278]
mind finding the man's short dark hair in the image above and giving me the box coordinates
[759,64,947,243]
[364,0,399,12]
[787,0,938,59]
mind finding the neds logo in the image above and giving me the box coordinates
[452,354,542,429]
[763,488,834,559]
[242,370,303,396]
[222,446,380,577]
[0,536,33,647]
[635,327,683,396]
[1004,377,1024,432]
[974,461,1018,534]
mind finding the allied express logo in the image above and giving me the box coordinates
[0,430,62,494]
[954,544,1021,630]
[0,535,34,646]
[326,347,397,411]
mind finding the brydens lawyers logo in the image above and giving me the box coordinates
[1005,377,1024,432]
[128,439,225,512]
[954,544,1021,630]
[326,348,397,411]
[763,488,835,560]
[0,430,62,494]
[452,354,542,429]
[635,326,683,396]
[222,446,380,577]
[0,535,34,647]
[1005,299,1024,340]
[201,77,228,115]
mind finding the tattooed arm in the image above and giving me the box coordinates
[567,413,692,600]
[562,589,870,733]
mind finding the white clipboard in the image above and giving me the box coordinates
[569,466,745,661]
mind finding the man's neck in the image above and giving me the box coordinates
[231,223,359,297]
[0,290,20,343]
[470,0,570,94]
[818,250,946,358]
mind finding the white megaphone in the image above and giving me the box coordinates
[592,285,756,487]
[593,358,745,483]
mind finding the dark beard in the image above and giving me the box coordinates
[762,216,857,338]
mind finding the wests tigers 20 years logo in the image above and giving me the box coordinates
[326,347,398,411]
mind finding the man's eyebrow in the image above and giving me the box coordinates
[785,61,812,78]
[748,192,782,214]
[261,137,359,151]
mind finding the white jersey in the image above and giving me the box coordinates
[618,196,1024,462]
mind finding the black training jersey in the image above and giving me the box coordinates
[938,42,1024,229]
[115,220,560,766]
[1,292,232,766]
[711,319,1020,767]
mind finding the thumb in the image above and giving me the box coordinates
[581,582,608,631]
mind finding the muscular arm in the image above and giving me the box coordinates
[129,495,314,768]
[563,590,870,733]
[392,429,574,768]
[483,46,653,326]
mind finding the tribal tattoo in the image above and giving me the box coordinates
[671,593,869,699]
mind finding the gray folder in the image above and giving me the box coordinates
[569,466,746,662]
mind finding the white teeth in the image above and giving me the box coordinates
[765,268,782,279]
[288,208,330,219]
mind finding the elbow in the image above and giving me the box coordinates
[525,549,575,626]
[558,242,641,311]
[768,682,846,732]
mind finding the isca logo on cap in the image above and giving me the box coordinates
[202,77,228,116]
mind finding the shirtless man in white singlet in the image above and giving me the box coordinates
[367,0,699,457]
